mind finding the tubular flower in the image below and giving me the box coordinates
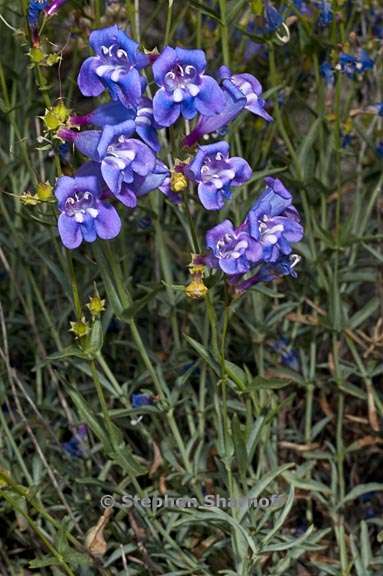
[205,220,262,275]
[152,46,225,127]
[77,26,149,108]
[71,98,160,152]
[336,50,374,78]
[54,174,121,249]
[246,177,304,262]
[219,66,272,122]
[185,141,252,210]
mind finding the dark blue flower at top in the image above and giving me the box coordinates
[152,46,225,127]
[206,219,262,275]
[185,141,252,210]
[247,177,304,262]
[78,26,149,109]
[28,0,49,29]
[54,173,121,249]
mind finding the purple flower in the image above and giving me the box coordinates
[71,98,160,152]
[230,254,302,294]
[317,0,333,27]
[219,66,272,122]
[183,67,271,147]
[206,220,262,275]
[78,26,149,108]
[59,123,167,207]
[54,173,121,249]
[152,46,225,127]
[247,177,304,262]
[185,141,252,210]
[100,137,157,207]
[45,0,68,15]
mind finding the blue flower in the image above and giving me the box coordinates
[246,177,304,262]
[59,124,168,208]
[185,141,252,210]
[77,26,149,108]
[317,0,333,27]
[152,46,225,127]
[376,142,383,158]
[28,0,49,29]
[206,220,262,275]
[337,50,374,78]
[183,67,271,147]
[219,66,272,122]
[54,173,121,249]
[320,61,334,87]
[71,98,160,152]
[132,393,153,407]
[230,254,302,294]
[62,425,87,458]
[273,337,300,371]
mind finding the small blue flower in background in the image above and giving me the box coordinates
[376,142,383,158]
[132,393,153,408]
[336,50,374,78]
[54,173,121,249]
[206,219,262,275]
[152,46,225,127]
[320,61,334,87]
[183,67,270,147]
[28,0,49,30]
[263,2,283,33]
[219,66,272,122]
[185,141,252,210]
[62,424,87,458]
[273,337,300,371]
[317,0,333,27]
[77,26,149,108]
[247,177,304,262]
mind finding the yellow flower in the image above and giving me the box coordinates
[87,295,106,318]
[70,318,90,339]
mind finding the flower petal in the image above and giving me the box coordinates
[94,203,121,239]
[101,157,124,197]
[58,213,82,249]
[78,57,105,97]
[198,183,224,210]
[152,46,177,84]
[195,76,226,116]
[153,88,180,127]
[174,47,206,73]
[230,157,252,186]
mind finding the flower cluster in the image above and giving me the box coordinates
[54,25,272,249]
[203,177,304,293]
[53,25,303,293]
